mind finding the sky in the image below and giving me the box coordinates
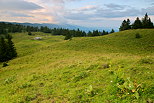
[0,0,154,28]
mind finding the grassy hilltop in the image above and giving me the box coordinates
[0,29,154,103]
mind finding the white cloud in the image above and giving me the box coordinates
[0,0,43,11]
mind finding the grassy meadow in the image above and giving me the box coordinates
[0,29,154,103]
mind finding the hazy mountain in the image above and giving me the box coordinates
[1,21,118,32]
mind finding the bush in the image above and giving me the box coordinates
[64,34,72,40]
[3,62,8,67]
[135,33,141,39]
[28,32,32,36]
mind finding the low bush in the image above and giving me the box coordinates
[135,33,142,39]
[3,62,8,67]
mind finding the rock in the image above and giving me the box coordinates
[34,37,42,40]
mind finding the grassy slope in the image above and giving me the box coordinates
[0,29,154,103]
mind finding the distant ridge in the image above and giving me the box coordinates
[0,21,118,32]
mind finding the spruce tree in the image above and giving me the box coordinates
[6,34,17,59]
[126,19,131,30]
[102,30,107,35]
[64,32,72,40]
[119,20,127,31]
[110,29,115,33]
[148,18,154,28]
[132,17,142,29]
[142,13,153,28]
[87,31,93,37]
[0,37,7,62]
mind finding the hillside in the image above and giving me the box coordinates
[0,29,154,103]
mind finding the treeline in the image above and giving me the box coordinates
[0,34,17,62]
[0,22,114,38]
[0,22,39,34]
[31,26,114,38]
[119,13,154,31]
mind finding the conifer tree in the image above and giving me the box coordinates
[148,18,154,28]
[126,19,131,30]
[87,31,93,37]
[110,29,115,33]
[142,13,154,28]
[0,35,17,62]
[102,30,107,35]
[132,17,142,29]
[64,32,72,40]
[119,20,127,31]
[6,34,17,59]
[119,19,131,31]
[0,37,7,62]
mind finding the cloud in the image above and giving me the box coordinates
[96,7,141,18]
[78,5,97,11]
[0,0,153,28]
[39,0,83,4]
[0,0,43,11]
[64,4,141,21]
[7,12,33,17]
[104,3,127,10]
[142,6,154,15]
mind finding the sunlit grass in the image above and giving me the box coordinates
[0,29,154,102]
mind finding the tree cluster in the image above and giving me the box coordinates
[0,34,17,62]
[0,22,115,40]
[0,22,39,35]
[119,13,154,31]
[40,27,114,40]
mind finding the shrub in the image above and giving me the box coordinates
[135,33,141,39]
[3,62,8,67]
[28,32,32,36]
[64,34,72,40]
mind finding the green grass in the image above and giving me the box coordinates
[0,29,154,103]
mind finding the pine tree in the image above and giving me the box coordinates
[148,18,154,28]
[0,37,7,62]
[119,20,127,31]
[0,35,17,62]
[119,19,131,31]
[110,29,115,33]
[102,30,106,35]
[132,17,142,29]
[142,13,153,28]
[126,19,131,30]
[64,32,72,40]
[93,30,100,36]
[6,34,17,59]
[87,31,93,37]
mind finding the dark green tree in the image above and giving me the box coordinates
[102,30,107,35]
[93,30,100,36]
[142,13,154,28]
[119,20,127,31]
[119,19,131,31]
[6,34,17,59]
[64,32,72,40]
[28,31,32,35]
[126,19,131,30]
[110,29,115,33]
[148,18,154,28]
[87,31,93,37]
[0,37,7,62]
[0,35,17,62]
[132,17,142,29]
